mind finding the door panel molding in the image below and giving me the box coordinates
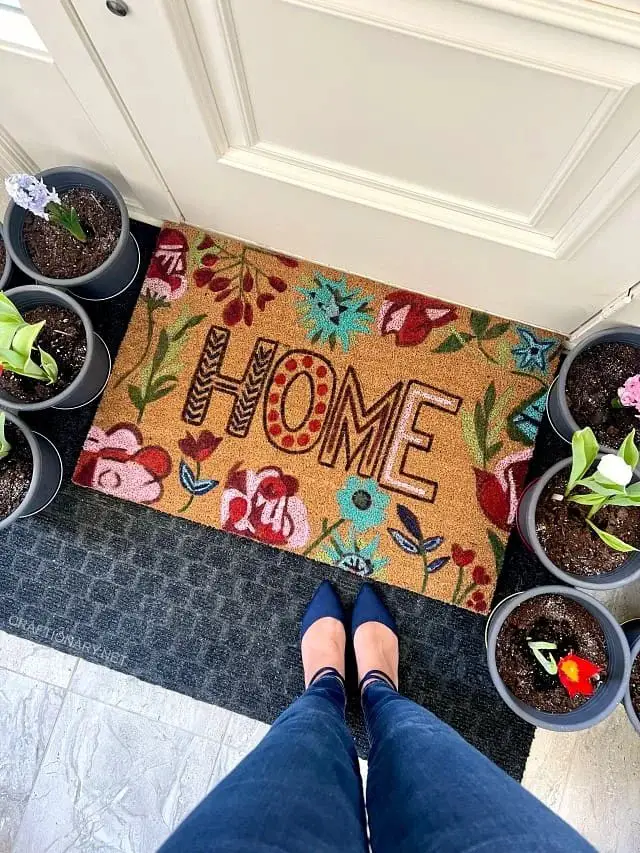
[0,126,39,176]
[180,0,640,258]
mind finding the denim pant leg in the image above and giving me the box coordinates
[363,682,594,853]
[160,674,368,853]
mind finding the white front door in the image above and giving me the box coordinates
[17,0,640,334]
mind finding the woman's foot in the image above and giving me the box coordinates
[352,584,399,691]
[300,581,346,687]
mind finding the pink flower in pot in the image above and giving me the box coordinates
[74,423,172,504]
[616,374,640,415]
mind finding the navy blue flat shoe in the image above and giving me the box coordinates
[301,580,345,640]
[301,581,346,688]
[352,583,398,692]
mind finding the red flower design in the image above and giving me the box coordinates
[377,291,458,347]
[220,466,310,549]
[472,565,492,585]
[74,424,171,505]
[178,431,222,463]
[141,228,189,302]
[474,449,532,532]
[452,544,475,567]
[557,654,602,699]
[466,590,488,613]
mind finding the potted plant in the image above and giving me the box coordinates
[0,409,62,530]
[517,426,640,589]
[3,168,139,301]
[486,585,630,731]
[622,618,640,735]
[546,325,640,451]
[0,223,13,290]
[0,285,111,411]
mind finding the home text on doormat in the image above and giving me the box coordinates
[73,223,562,612]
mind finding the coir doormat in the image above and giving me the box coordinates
[73,223,561,612]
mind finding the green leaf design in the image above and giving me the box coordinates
[172,314,207,342]
[484,382,496,416]
[470,311,490,338]
[486,440,503,461]
[483,321,510,340]
[151,373,178,393]
[461,410,483,467]
[433,333,464,353]
[474,401,487,452]
[566,427,599,496]
[487,529,506,570]
[128,385,143,409]
[150,384,177,403]
[586,519,638,553]
[152,328,169,369]
[495,338,512,367]
[618,429,639,469]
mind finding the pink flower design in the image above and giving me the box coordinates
[220,466,310,549]
[141,228,189,302]
[618,374,640,412]
[74,423,172,504]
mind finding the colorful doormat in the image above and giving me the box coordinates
[73,223,561,612]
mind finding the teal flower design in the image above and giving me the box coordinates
[322,530,388,577]
[511,327,556,373]
[337,476,390,532]
[297,272,373,352]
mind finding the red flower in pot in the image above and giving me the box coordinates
[474,449,532,532]
[376,291,458,347]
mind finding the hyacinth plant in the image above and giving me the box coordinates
[5,174,86,242]
[613,374,640,415]
[0,293,58,384]
[562,426,640,552]
[0,412,10,461]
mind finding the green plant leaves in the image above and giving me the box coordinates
[618,429,639,469]
[46,201,87,242]
[0,412,11,461]
[586,519,638,553]
[566,427,599,496]
[38,347,58,383]
[0,295,59,383]
[527,640,558,675]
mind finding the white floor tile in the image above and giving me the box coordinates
[0,669,64,852]
[13,692,222,853]
[70,659,232,740]
[222,711,270,752]
[0,630,77,688]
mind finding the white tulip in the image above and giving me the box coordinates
[596,454,633,486]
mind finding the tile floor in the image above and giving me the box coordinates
[1,584,638,853]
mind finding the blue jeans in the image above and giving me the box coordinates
[160,675,593,852]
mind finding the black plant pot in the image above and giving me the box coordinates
[0,410,62,530]
[0,223,13,291]
[0,285,111,412]
[3,166,139,300]
[546,325,640,452]
[517,455,640,590]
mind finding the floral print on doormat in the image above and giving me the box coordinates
[73,223,563,613]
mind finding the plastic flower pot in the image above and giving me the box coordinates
[622,618,640,735]
[546,325,640,452]
[0,223,13,291]
[517,455,640,590]
[0,285,111,411]
[0,410,62,530]
[486,585,630,731]
[3,166,139,300]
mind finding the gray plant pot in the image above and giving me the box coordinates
[0,410,63,530]
[622,619,640,735]
[0,285,111,412]
[0,223,13,291]
[547,325,640,452]
[486,585,630,731]
[517,455,640,589]
[3,166,139,300]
